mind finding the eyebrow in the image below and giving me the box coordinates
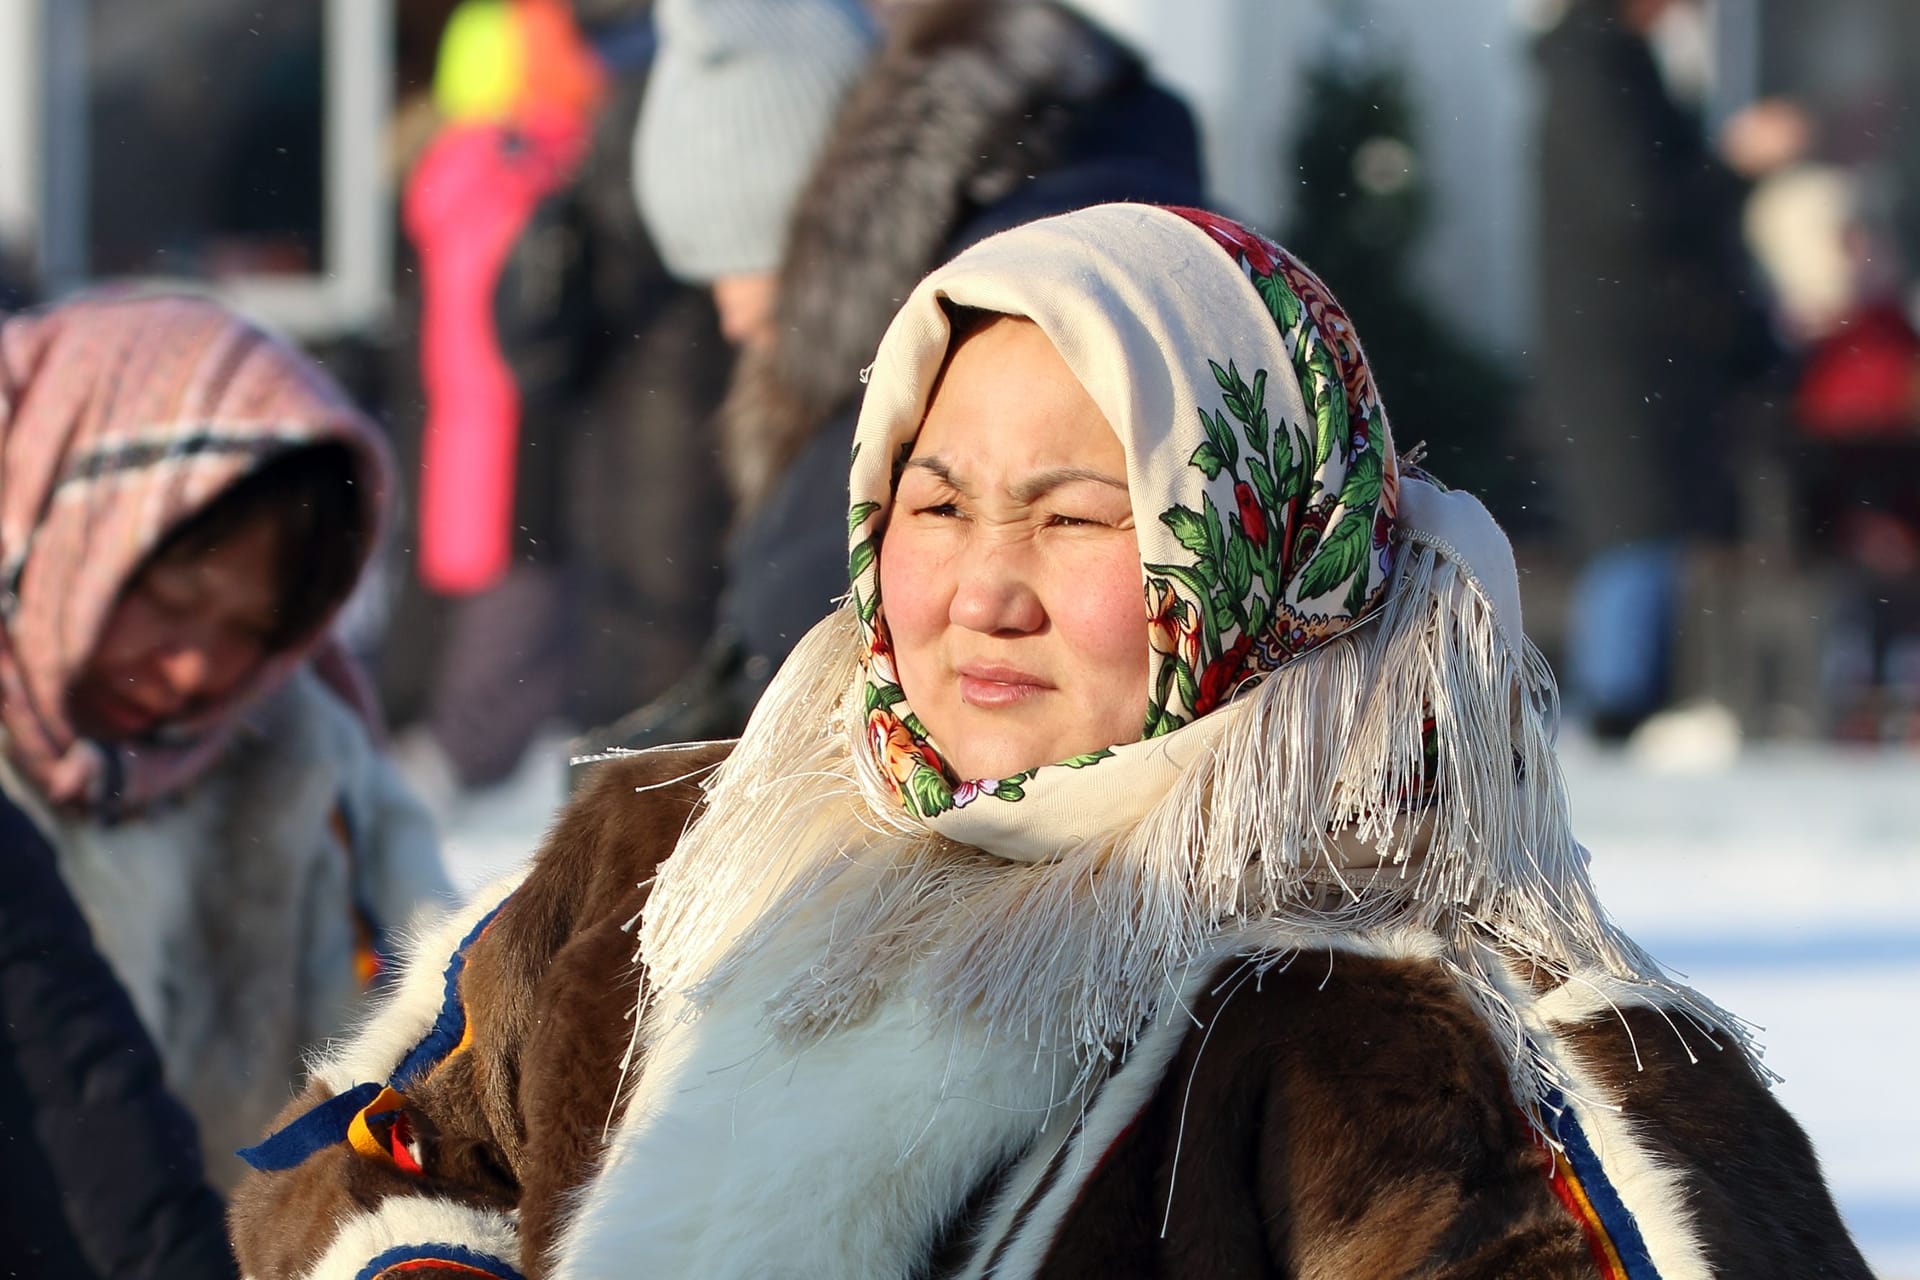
[905,456,1127,504]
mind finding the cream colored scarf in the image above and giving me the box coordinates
[633,205,1751,1115]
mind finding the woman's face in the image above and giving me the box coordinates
[67,515,284,741]
[879,316,1149,780]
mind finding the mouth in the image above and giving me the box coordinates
[81,689,167,738]
[955,663,1055,710]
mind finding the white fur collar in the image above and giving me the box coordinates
[548,886,1081,1279]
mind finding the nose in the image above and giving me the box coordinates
[150,644,219,708]
[949,541,1046,636]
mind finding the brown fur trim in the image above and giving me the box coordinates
[227,743,731,1279]
[1564,1008,1874,1278]
[1024,953,1591,1278]
[448,743,729,1264]
[719,0,1147,510]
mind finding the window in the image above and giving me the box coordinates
[38,0,392,336]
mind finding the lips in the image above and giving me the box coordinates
[955,662,1054,710]
[80,687,170,738]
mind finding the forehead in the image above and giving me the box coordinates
[913,316,1122,471]
[142,514,282,600]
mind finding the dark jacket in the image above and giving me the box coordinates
[0,792,236,1280]
[1532,0,1779,553]
[589,0,1206,749]
[230,746,1870,1279]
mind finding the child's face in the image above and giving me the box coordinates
[879,316,1148,780]
[67,515,284,741]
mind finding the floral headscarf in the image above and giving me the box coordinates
[846,204,1399,859]
[0,295,390,815]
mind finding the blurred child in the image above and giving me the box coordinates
[0,295,452,1187]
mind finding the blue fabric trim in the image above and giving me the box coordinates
[237,898,508,1173]
[354,1241,526,1280]
[1546,1087,1661,1278]
[236,1081,381,1172]
[392,902,504,1088]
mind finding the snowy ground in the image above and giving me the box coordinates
[442,734,1920,1277]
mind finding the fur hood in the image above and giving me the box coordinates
[719,0,1205,511]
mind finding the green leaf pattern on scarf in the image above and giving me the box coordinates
[1140,232,1394,735]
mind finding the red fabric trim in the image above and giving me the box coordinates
[389,1109,424,1176]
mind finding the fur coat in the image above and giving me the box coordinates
[3,666,452,1191]
[229,745,1868,1279]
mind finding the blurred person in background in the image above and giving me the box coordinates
[631,0,877,351]
[387,0,609,798]
[1532,0,1783,741]
[592,0,1207,751]
[407,0,606,602]
[1745,153,1920,737]
[386,0,739,799]
[559,0,741,748]
[0,296,452,1189]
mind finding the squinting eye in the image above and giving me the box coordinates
[916,503,963,519]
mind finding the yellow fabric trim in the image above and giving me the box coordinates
[346,1085,408,1165]
[1555,1147,1632,1278]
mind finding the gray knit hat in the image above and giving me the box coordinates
[635,0,878,282]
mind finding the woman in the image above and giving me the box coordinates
[0,295,452,1189]
[230,206,1866,1278]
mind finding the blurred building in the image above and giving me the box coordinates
[1075,0,1920,361]
[4,0,1916,354]
[0,0,392,337]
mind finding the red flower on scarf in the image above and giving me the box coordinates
[866,709,921,801]
[1235,481,1268,548]
[1169,206,1280,276]
[1194,633,1255,716]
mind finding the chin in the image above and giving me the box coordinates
[943,733,1061,783]
[936,740,1020,783]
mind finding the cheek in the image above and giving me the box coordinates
[1050,544,1148,687]
[877,528,948,661]
[84,597,158,675]
[206,634,269,695]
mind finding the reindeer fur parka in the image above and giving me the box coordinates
[229,745,1868,1280]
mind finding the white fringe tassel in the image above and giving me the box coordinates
[635,538,1760,1120]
